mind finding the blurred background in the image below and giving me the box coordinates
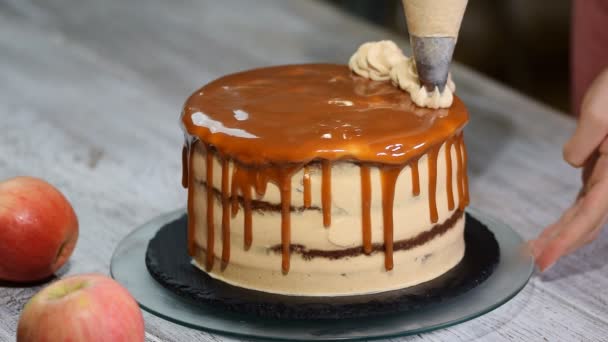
[326,0,572,113]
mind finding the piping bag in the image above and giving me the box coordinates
[402,0,468,92]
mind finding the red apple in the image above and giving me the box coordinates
[0,176,79,282]
[17,274,145,342]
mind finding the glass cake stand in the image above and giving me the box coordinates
[110,208,534,341]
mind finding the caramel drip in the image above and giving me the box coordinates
[460,133,470,207]
[427,146,440,224]
[455,134,465,209]
[182,145,189,189]
[242,174,253,250]
[220,158,230,269]
[445,139,455,210]
[230,166,254,249]
[230,167,239,217]
[360,165,372,254]
[321,160,332,228]
[380,166,404,271]
[186,145,196,256]
[303,166,312,208]
[279,168,293,274]
[205,148,215,271]
[410,159,420,196]
[255,171,268,197]
[227,161,302,273]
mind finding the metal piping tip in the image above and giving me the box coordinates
[410,35,456,93]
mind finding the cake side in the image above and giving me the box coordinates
[186,134,468,296]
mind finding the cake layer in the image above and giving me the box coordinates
[192,215,465,296]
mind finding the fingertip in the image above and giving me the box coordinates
[563,141,585,167]
[536,250,558,272]
[535,240,568,272]
[539,260,555,273]
[527,240,541,258]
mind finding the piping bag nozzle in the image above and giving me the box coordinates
[410,35,455,93]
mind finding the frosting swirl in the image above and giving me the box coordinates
[348,40,405,81]
[390,59,456,109]
[349,40,456,109]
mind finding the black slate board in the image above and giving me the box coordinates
[145,213,499,320]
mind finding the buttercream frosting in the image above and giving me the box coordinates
[349,40,456,109]
[348,40,406,81]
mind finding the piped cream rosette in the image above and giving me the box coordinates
[349,40,456,109]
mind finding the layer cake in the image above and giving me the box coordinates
[181,63,469,296]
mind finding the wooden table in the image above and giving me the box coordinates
[1,0,606,340]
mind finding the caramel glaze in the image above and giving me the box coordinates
[303,166,312,208]
[181,64,469,273]
[410,159,420,196]
[220,158,230,270]
[185,145,196,257]
[455,133,465,210]
[427,146,440,224]
[360,165,372,254]
[321,160,332,227]
[445,139,455,211]
[205,150,215,271]
[380,166,403,270]
[461,133,470,205]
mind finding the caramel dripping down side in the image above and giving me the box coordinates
[410,159,420,196]
[278,168,294,274]
[303,166,312,208]
[182,145,189,189]
[370,136,464,270]
[185,145,196,257]
[220,158,230,270]
[454,134,465,209]
[321,160,332,227]
[379,165,404,271]
[460,132,470,207]
[230,166,253,250]
[427,145,440,224]
[445,139,455,210]
[186,134,468,274]
[360,165,372,254]
[227,159,302,273]
[205,147,215,271]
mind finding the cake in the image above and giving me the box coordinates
[180,47,469,296]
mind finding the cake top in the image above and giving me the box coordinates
[181,64,468,165]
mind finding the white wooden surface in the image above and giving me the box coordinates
[0,0,606,341]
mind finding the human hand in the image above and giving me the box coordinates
[529,68,608,271]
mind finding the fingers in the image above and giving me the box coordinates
[535,178,608,271]
[581,151,599,190]
[563,69,608,167]
[584,152,608,191]
[534,201,580,247]
[531,202,579,255]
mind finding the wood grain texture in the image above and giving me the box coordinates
[0,0,606,341]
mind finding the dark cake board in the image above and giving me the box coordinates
[145,213,500,320]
